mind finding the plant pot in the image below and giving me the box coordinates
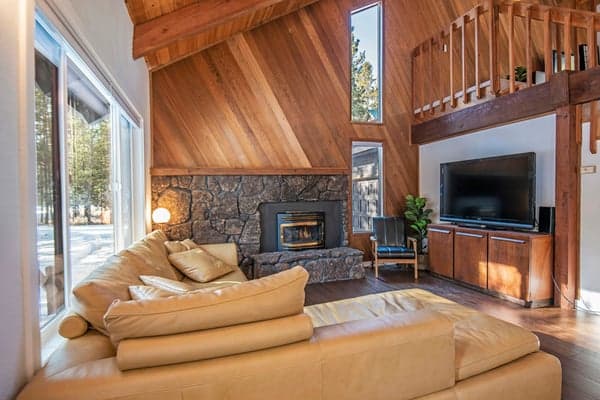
[418,254,429,270]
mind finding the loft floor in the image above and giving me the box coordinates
[304,267,600,400]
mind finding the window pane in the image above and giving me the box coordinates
[118,115,134,249]
[66,61,114,287]
[351,3,382,123]
[352,143,382,232]
[35,51,65,326]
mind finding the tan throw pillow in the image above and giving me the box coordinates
[164,239,199,254]
[168,248,234,283]
[58,313,89,339]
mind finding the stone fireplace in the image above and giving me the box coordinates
[151,175,349,276]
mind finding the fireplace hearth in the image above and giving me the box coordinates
[277,211,325,251]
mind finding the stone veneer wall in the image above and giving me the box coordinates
[151,175,349,275]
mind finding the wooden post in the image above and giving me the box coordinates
[526,6,533,87]
[450,23,457,108]
[420,46,425,119]
[554,105,581,309]
[564,13,572,71]
[488,0,499,95]
[439,32,446,112]
[544,10,553,79]
[430,38,435,114]
[412,50,416,121]
[475,6,481,98]
[462,15,468,104]
[508,3,515,93]
[588,16,598,154]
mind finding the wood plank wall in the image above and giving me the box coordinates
[150,0,584,253]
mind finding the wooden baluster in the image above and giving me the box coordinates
[474,6,481,98]
[450,23,457,108]
[420,45,425,119]
[544,10,553,79]
[430,38,435,115]
[588,16,597,69]
[462,15,468,104]
[488,0,499,95]
[439,32,446,112]
[411,51,416,121]
[564,12,572,71]
[526,6,533,87]
[591,102,599,154]
[508,3,515,93]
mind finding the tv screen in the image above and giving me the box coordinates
[440,152,536,229]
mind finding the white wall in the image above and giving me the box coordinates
[0,1,149,398]
[0,1,36,398]
[580,123,600,311]
[419,114,557,222]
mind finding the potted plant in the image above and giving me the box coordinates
[404,195,433,269]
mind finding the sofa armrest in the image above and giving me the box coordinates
[314,310,455,400]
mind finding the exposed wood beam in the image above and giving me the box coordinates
[569,66,600,104]
[411,72,570,144]
[133,0,316,59]
[150,167,350,176]
[554,104,581,308]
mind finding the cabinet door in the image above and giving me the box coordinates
[428,227,454,278]
[488,235,530,300]
[454,230,488,288]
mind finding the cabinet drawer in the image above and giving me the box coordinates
[488,235,530,299]
[428,227,454,278]
[454,230,488,288]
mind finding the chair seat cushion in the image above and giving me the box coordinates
[377,246,415,259]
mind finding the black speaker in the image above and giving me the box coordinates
[539,206,555,234]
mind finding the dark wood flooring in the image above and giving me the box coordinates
[304,267,600,400]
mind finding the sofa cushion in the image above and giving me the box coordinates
[139,275,240,294]
[129,285,177,300]
[126,230,181,280]
[104,266,309,343]
[164,239,199,254]
[116,314,314,370]
[58,313,89,339]
[168,248,234,282]
[71,250,158,333]
[304,288,540,381]
[198,242,239,267]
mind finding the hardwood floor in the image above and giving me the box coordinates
[304,266,600,400]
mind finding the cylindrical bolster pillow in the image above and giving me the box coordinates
[116,313,314,370]
[58,313,89,339]
[104,266,308,343]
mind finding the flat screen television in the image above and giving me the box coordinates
[440,152,536,229]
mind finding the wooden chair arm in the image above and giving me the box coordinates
[407,237,418,252]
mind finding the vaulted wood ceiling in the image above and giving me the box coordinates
[125,0,320,70]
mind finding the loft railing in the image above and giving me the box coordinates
[412,0,600,153]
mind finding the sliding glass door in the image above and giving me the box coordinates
[34,14,143,328]
[65,61,115,287]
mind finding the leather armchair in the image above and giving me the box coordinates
[370,216,418,279]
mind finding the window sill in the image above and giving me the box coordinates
[41,310,67,366]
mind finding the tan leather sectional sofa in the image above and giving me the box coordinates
[18,231,562,400]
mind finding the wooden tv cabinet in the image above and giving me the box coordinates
[427,224,554,307]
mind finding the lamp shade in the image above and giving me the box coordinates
[152,207,171,224]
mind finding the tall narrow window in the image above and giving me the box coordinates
[352,142,383,232]
[350,3,382,123]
